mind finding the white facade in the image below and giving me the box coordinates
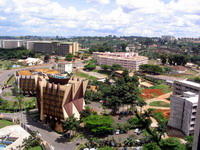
[168,92,198,135]
[93,52,148,71]
[54,62,72,73]
[1,40,25,49]
[168,80,200,136]
[173,80,200,95]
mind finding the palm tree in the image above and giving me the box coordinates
[137,99,147,114]
[22,131,41,149]
[62,114,80,137]
[16,94,24,110]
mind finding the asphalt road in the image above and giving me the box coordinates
[2,112,83,150]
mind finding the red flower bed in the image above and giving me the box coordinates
[139,89,164,100]
[153,109,170,119]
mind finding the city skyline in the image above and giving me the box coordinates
[0,0,199,37]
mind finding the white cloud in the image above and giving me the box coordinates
[0,0,199,37]
[0,16,6,20]
[86,0,110,5]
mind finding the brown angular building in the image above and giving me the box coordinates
[15,70,88,131]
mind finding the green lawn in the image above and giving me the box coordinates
[149,101,170,107]
[75,71,97,81]
[0,119,14,129]
[149,84,172,93]
[6,97,36,109]
[25,146,42,150]
[153,112,168,123]
[7,75,15,84]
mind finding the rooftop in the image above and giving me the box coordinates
[171,65,187,71]
[98,55,148,61]
[185,94,199,103]
[176,80,200,88]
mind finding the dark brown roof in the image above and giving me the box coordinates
[171,65,187,71]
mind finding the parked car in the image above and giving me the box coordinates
[136,146,142,150]
[116,129,120,135]
[134,128,142,135]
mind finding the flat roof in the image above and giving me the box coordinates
[18,70,32,75]
[98,55,148,61]
[176,80,200,88]
[185,95,199,103]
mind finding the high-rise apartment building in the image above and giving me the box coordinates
[168,92,198,135]
[173,80,200,95]
[168,80,200,136]
[193,94,200,150]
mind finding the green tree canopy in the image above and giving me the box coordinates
[160,137,186,150]
[143,142,161,150]
[84,64,96,71]
[139,64,163,74]
[62,114,80,135]
[83,115,114,135]
[65,53,73,61]
[100,64,111,71]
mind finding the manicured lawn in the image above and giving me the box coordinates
[75,71,97,81]
[6,97,36,109]
[149,101,170,107]
[25,146,42,150]
[7,75,15,84]
[0,119,14,129]
[149,84,172,93]
[152,111,168,123]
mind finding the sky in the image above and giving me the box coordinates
[0,0,200,37]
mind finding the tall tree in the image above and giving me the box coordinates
[65,53,73,61]
[137,99,147,113]
[83,115,114,135]
[143,142,161,150]
[62,114,80,137]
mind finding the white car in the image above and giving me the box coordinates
[136,146,142,150]
[116,129,120,135]
[134,128,140,133]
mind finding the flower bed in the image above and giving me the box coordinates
[139,89,164,100]
[153,109,170,119]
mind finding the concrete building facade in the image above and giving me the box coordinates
[54,62,73,74]
[93,52,148,70]
[33,42,79,56]
[173,80,200,95]
[193,94,200,150]
[168,80,200,136]
[0,40,79,56]
[0,40,25,49]
[168,92,198,135]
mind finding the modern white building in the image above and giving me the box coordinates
[54,62,73,74]
[173,80,200,95]
[168,92,198,135]
[168,80,200,136]
[161,35,176,41]
[93,52,148,71]
[193,95,200,150]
